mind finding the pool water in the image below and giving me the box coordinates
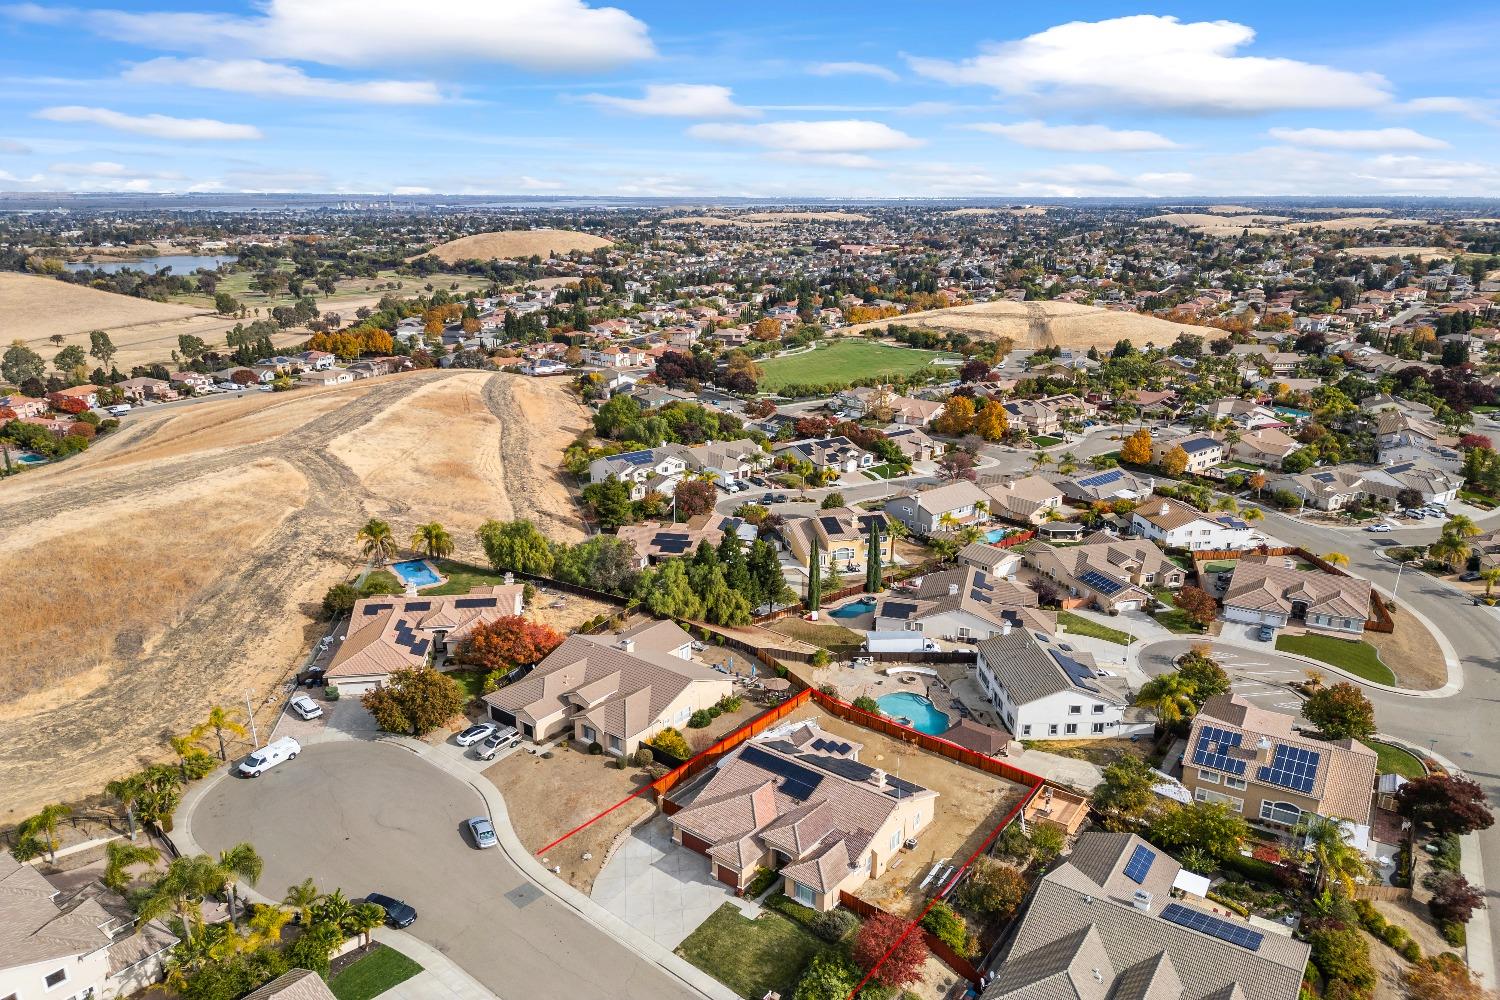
[17,453,48,465]
[876,692,950,735]
[389,559,442,588]
[983,528,1009,543]
[829,598,876,619]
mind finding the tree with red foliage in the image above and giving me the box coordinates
[1460,434,1493,452]
[794,415,832,438]
[0,405,15,422]
[1428,871,1486,925]
[1397,774,1495,835]
[959,358,991,383]
[453,616,564,677]
[937,449,977,482]
[674,478,717,518]
[851,911,930,988]
[53,395,88,415]
[1173,586,1218,629]
[68,421,96,440]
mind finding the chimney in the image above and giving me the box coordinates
[1131,890,1153,913]
[1001,621,1012,636]
[1256,735,1274,765]
[870,768,887,790]
[619,638,635,654]
[503,572,514,585]
[948,583,960,596]
[1159,502,1170,516]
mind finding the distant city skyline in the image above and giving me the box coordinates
[1,1,1497,197]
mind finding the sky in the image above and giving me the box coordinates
[1,0,1498,198]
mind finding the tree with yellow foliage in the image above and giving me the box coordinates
[752,317,782,340]
[1120,427,1153,465]
[933,395,977,437]
[1160,445,1189,476]
[974,399,1010,442]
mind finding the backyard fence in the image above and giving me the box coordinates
[838,892,985,984]
[651,688,814,807]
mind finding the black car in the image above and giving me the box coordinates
[365,892,417,928]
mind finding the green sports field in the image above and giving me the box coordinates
[758,339,955,393]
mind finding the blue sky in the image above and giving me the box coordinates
[1,0,1497,197]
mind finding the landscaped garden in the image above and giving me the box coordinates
[329,945,423,1000]
[757,339,955,393]
[417,558,511,596]
[1364,739,1428,779]
[676,901,830,1000]
[1275,633,1396,686]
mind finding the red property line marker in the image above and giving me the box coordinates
[535,782,656,858]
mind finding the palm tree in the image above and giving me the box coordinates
[215,842,263,925]
[1321,552,1350,567]
[1429,535,1470,572]
[957,524,984,547]
[244,903,291,950]
[136,854,223,943]
[973,499,990,522]
[938,511,960,533]
[1445,514,1481,540]
[349,902,386,945]
[105,772,147,840]
[1242,507,1264,524]
[197,706,248,762]
[1480,567,1500,599]
[1134,673,1199,728]
[103,841,160,893]
[284,878,321,924]
[356,518,397,562]
[885,517,908,564]
[1057,451,1078,474]
[313,888,355,931]
[20,803,72,864]
[410,522,454,560]
[1296,815,1369,896]
[134,765,183,834]
[168,734,200,782]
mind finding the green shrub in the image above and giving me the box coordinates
[1432,834,1462,873]
[630,747,654,767]
[810,907,861,943]
[688,709,713,729]
[1399,940,1422,963]
[744,867,779,899]
[818,683,839,696]
[920,901,971,955]
[182,751,218,781]
[853,695,880,715]
[588,741,603,755]
[324,685,340,701]
[649,726,692,760]
[1441,921,1466,947]
[1310,925,1376,998]
[707,705,723,719]
[764,892,819,927]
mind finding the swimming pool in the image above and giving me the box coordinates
[16,453,47,465]
[983,528,1009,543]
[876,692,950,735]
[829,598,877,619]
[389,559,442,589]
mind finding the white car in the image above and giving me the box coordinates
[289,694,323,720]
[238,737,300,777]
[1365,523,1393,533]
[455,723,497,747]
[106,403,132,416]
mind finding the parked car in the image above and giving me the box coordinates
[455,723,497,747]
[365,892,417,928]
[466,817,498,849]
[1460,571,1482,582]
[472,727,518,760]
[106,403,132,416]
[299,666,327,688]
[237,737,300,777]
[1255,625,1276,642]
[288,694,323,720]
[1365,523,1392,532]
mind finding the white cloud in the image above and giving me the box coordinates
[52,0,654,72]
[808,61,899,83]
[908,15,1390,113]
[766,151,881,169]
[1395,96,1500,126]
[391,185,433,195]
[582,84,755,119]
[968,120,1179,151]
[1268,126,1447,150]
[123,57,442,105]
[35,105,262,140]
[517,175,564,190]
[1361,155,1493,180]
[688,119,922,153]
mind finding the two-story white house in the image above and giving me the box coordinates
[1130,495,1256,551]
[975,627,1153,740]
[884,480,990,537]
[588,448,688,501]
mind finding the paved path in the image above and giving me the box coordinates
[181,741,728,1000]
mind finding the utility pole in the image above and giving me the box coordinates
[244,690,260,749]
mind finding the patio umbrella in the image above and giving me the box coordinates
[762,677,790,691]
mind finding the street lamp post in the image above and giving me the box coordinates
[1391,558,1420,601]
[244,690,260,750]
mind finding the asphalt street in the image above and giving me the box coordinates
[190,741,702,1000]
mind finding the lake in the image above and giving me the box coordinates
[64,254,237,274]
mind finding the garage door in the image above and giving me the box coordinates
[715,865,739,888]
[1116,601,1140,612]
[681,832,711,856]
[489,707,517,728]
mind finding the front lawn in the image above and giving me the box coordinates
[1057,610,1135,645]
[676,902,829,1000]
[329,946,423,1000]
[1363,739,1428,779]
[862,462,907,480]
[1152,590,1206,634]
[1275,633,1396,686]
[1031,435,1064,448]
[757,339,954,393]
[419,559,510,596]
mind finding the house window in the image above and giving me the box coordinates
[890,830,901,851]
[1091,704,1105,715]
[1224,775,1247,791]
[46,970,68,989]
[957,626,971,638]
[582,725,597,744]
[1198,769,1221,784]
[1048,724,1059,735]
[1068,705,1082,715]
[1260,801,1303,826]
[1195,787,1244,812]
[608,735,623,752]
[1064,723,1078,735]
[794,882,815,906]
[1021,725,1032,736]
[1091,723,1105,734]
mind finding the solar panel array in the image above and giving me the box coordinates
[1257,744,1321,793]
[810,737,853,756]
[1311,472,1336,483]
[1049,649,1099,692]
[653,531,692,555]
[1078,570,1125,596]
[1076,469,1124,488]
[453,596,499,609]
[738,745,823,801]
[820,516,846,535]
[1123,844,1156,884]
[404,600,432,611]
[1191,725,1247,775]
[882,601,918,620]
[363,604,394,615]
[391,620,430,658]
[1385,462,1414,475]
[1160,903,1264,952]
[618,450,656,466]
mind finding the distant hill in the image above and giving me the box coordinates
[413,229,613,263]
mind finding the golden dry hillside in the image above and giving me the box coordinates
[0,370,588,818]
[415,229,613,263]
[845,299,1220,351]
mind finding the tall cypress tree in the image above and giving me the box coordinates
[807,538,822,616]
[866,521,883,593]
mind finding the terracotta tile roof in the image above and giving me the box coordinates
[324,585,524,680]
[1222,555,1371,621]
[0,855,117,969]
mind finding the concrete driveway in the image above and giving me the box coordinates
[590,816,753,949]
[189,741,703,1000]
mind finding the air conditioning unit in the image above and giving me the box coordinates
[1132,890,1153,912]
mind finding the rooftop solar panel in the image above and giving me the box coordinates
[453,597,499,609]
[1123,844,1156,884]
[1049,649,1099,692]
[1078,570,1125,596]
[810,738,853,756]
[1385,462,1414,474]
[1160,903,1264,952]
[1191,725,1248,776]
[820,516,846,535]
[363,604,394,615]
[882,601,918,620]
[739,744,823,801]
[619,450,656,466]
[1257,744,1321,794]
[403,601,432,611]
[1076,469,1124,488]
[1311,472,1335,483]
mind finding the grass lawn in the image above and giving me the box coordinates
[1275,633,1396,686]
[676,902,828,1000]
[419,559,510,596]
[363,568,402,591]
[329,946,423,1000]
[1201,560,1238,574]
[862,462,906,480]
[1152,589,1206,634]
[1363,739,1428,779]
[1057,610,1135,645]
[1031,435,1064,448]
[444,669,486,699]
[766,617,864,652]
[758,339,953,393]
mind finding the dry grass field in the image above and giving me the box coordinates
[1145,212,1428,237]
[845,299,1219,351]
[415,229,613,264]
[739,211,871,222]
[1285,216,1428,231]
[0,370,587,818]
[1342,246,1455,261]
[1,271,308,371]
[659,215,748,227]
[943,207,1046,217]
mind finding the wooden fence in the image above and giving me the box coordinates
[651,688,814,805]
[839,892,984,984]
